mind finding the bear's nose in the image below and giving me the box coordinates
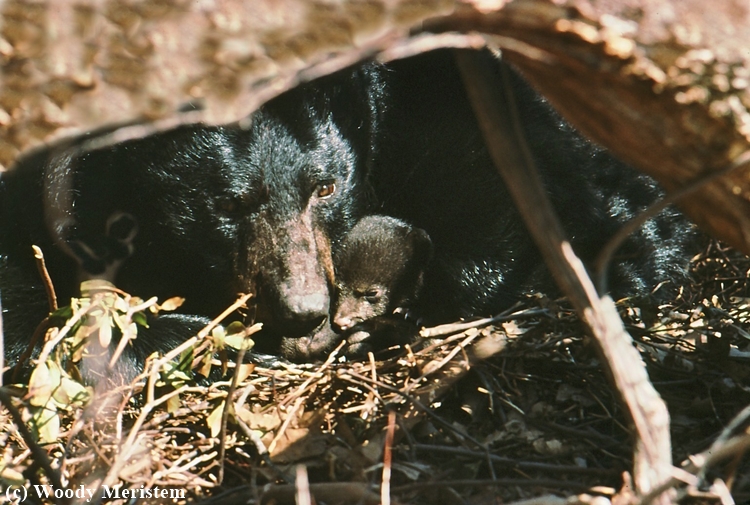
[334,316,353,331]
[286,292,329,320]
[274,290,329,338]
[333,314,363,332]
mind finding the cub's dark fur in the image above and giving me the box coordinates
[331,215,432,356]
[333,215,432,330]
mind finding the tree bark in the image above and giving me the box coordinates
[3,0,750,252]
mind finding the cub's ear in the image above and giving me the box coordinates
[407,227,433,267]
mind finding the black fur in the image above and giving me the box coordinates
[370,50,697,324]
[0,49,697,378]
[280,215,433,361]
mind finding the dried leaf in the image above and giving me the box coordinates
[269,428,327,463]
[167,393,181,414]
[198,351,213,378]
[237,408,281,432]
[235,363,255,383]
[207,401,225,438]
[160,297,185,311]
[0,464,26,485]
[97,312,113,347]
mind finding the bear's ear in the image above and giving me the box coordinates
[257,62,386,169]
[407,227,433,267]
[326,62,388,162]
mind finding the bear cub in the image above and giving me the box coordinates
[332,215,432,356]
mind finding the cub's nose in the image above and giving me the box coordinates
[333,314,362,332]
[334,316,353,332]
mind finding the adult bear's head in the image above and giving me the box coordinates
[36,62,386,353]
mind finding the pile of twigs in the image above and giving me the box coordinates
[2,241,750,505]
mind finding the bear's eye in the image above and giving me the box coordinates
[363,289,381,304]
[316,182,336,199]
[218,198,237,214]
[217,192,256,215]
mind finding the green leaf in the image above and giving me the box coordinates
[132,311,149,327]
[224,334,255,351]
[226,321,246,334]
[28,361,61,407]
[124,322,138,341]
[53,375,90,407]
[31,403,60,444]
[98,312,113,347]
[114,296,129,313]
[159,360,192,388]
[50,305,72,320]
[179,347,194,371]
[225,322,256,351]
[72,318,96,349]
[211,325,226,349]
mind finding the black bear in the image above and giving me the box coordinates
[0,48,697,376]
[0,65,385,379]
